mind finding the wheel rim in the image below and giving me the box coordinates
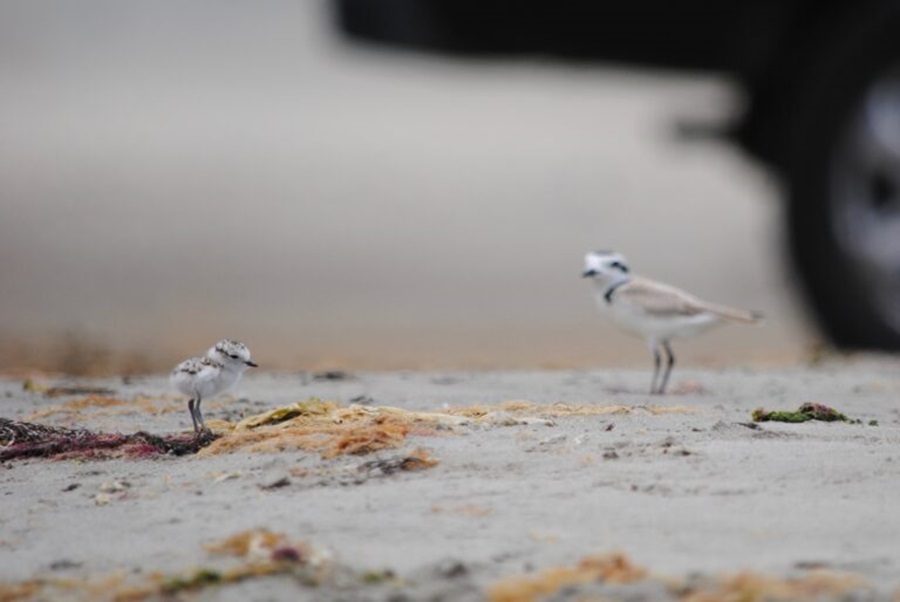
[830,64,900,331]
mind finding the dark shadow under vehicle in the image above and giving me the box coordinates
[333,0,900,350]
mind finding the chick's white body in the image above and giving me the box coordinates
[211,366,244,396]
[170,356,222,400]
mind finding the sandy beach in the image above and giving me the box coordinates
[3,357,900,600]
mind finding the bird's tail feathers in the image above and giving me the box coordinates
[704,303,763,324]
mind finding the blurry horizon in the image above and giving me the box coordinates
[0,1,816,375]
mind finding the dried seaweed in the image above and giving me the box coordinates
[0,418,217,461]
[200,399,590,458]
[752,403,858,424]
[487,553,646,602]
[3,398,691,462]
[0,536,870,602]
[678,569,867,601]
[161,568,222,594]
[199,402,451,458]
[0,580,42,601]
[323,420,410,458]
[234,399,339,429]
[0,529,327,601]
[205,529,308,561]
[488,555,867,602]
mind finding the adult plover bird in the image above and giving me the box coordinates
[582,250,761,394]
[170,340,258,433]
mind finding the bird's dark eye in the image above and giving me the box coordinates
[229,354,239,359]
[610,261,629,273]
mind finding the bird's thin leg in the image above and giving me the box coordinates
[188,399,200,433]
[649,341,661,395]
[195,395,206,432]
[659,340,676,395]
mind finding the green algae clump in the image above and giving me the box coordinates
[752,402,857,424]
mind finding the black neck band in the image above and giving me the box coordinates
[604,280,627,304]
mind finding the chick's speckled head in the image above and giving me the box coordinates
[208,339,258,369]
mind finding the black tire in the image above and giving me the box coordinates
[784,2,900,349]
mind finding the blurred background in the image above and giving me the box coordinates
[3,0,871,375]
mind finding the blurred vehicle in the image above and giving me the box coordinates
[333,0,900,350]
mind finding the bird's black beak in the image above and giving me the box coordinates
[582,269,597,278]
[246,360,259,368]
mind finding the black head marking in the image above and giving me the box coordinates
[609,260,629,274]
